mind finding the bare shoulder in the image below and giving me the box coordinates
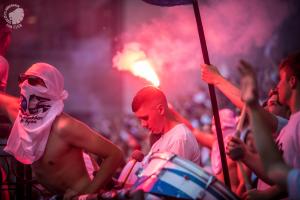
[50,113,124,160]
[52,113,86,137]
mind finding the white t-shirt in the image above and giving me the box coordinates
[118,123,201,186]
[146,123,201,165]
[275,115,289,137]
[276,111,300,168]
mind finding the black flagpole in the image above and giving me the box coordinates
[192,0,231,190]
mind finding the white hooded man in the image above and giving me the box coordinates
[0,63,124,199]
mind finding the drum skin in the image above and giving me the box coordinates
[118,159,143,187]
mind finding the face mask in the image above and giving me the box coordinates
[19,82,51,116]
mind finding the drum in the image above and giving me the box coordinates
[118,159,143,187]
[132,152,239,200]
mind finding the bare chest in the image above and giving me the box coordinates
[31,132,88,193]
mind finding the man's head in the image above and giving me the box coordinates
[211,108,236,136]
[20,63,68,100]
[5,63,69,165]
[132,86,168,134]
[276,52,300,108]
[18,63,68,116]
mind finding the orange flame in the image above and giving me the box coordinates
[131,59,160,87]
[113,43,160,87]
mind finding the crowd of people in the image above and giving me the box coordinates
[1,22,300,199]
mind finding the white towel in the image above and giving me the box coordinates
[4,63,68,164]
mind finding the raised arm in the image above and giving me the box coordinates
[57,114,125,194]
[200,63,279,134]
[0,92,19,122]
[201,64,243,109]
[239,62,290,189]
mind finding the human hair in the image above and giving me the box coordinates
[279,51,300,81]
[132,86,167,112]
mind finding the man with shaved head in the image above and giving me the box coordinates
[118,86,201,187]
[0,63,124,199]
[132,86,201,164]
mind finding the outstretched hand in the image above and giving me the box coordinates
[200,64,221,85]
[239,60,259,107]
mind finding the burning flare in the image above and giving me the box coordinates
[131,59,160,87]
[113,43,160,87]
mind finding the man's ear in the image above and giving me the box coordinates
[157,104,165,115]
[289,75,297,89]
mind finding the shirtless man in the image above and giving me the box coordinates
[0,63,124,199]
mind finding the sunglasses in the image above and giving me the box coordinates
[18,74,47,88]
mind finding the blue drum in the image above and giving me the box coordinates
[132,152,239,200]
